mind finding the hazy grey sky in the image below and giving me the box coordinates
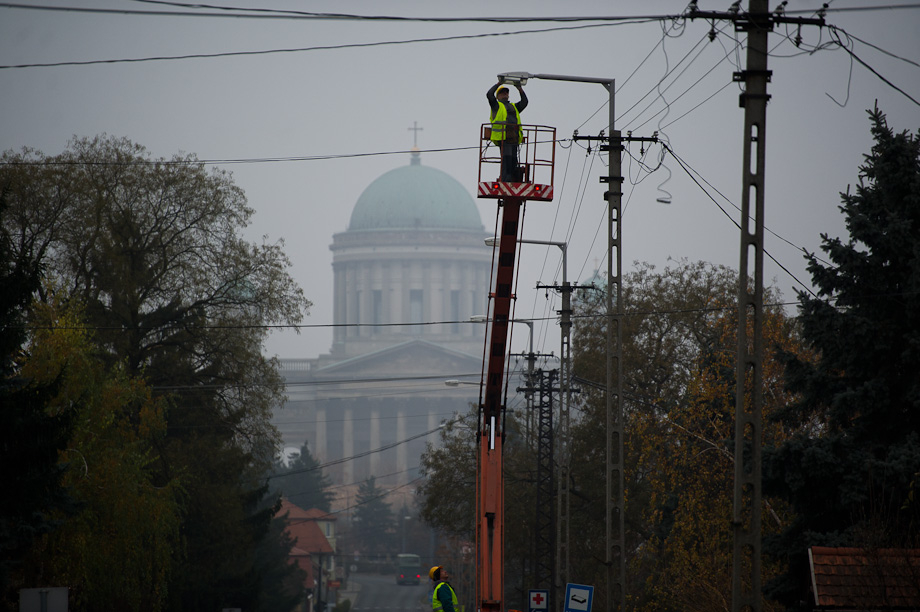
[2,1,918,360]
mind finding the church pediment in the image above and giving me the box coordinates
[313,340,481,380]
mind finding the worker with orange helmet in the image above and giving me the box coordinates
[429,565,458,612]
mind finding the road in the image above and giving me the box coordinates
[346,572,428,612]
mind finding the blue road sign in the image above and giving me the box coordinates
[563,583,594,612]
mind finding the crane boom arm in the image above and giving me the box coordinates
[477,197,522,612]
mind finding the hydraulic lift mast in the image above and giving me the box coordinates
[476,92,555,612]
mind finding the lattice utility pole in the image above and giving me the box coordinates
[534,368,557,610]
[537,273,594,605]
[515,349,556,603]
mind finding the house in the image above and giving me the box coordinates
[281,499,336,612]
[809,546,920,610]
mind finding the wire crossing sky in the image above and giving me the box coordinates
[1,0,918,359]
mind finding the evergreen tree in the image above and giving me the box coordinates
[271,441,334,512]
[764,109,920,609]
[352,476,395,557]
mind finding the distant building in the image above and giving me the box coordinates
[274,149,489,508]
[280,499,336,612]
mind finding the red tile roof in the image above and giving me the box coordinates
[278,499,336,523]
[809,546,920,610]
[280,499,334,556]
[280,498,314,521]
[300,507,337,521]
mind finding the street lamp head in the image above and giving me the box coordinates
[445,379,479,387]
[497,71,532,86]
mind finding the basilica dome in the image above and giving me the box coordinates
[348,151,484,232]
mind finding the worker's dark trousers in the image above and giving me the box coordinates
[500,140,522,182]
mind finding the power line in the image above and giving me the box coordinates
[274,410,459,429]
[662,143,818,297]
[5,2,918,21]
[154,372,481,391]
[0,142,559,166]
[0,3,681,22]
[0,21,654,70]
[835,27,920,68]
[266,421,450,480]
[828,26,920,106]
[785,3,920,16]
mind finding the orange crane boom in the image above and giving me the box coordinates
[476,121,555,612]
[477,197,520,612]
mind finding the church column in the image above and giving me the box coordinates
[362,261,374,337]
[465,261,476,336]
[426,260,441,336]
[343,406,354,485]
[315,406,327,462]
[396,408,408,486]
[369,406,381,478]
[333,264,345,344]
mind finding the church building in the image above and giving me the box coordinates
[274,149,491,508]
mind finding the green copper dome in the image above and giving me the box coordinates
[348,151,483,231]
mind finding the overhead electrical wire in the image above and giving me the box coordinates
[0,21,655,70]
[835,27,920,68]
[273,410,458,429]
[153,371,482,391]
[266,421,450,480]
[662,143,818,297]
[276,466,425,506]
[134,1,678,23]
[0,142,561,166]
[330,475,427,518]
[621,29,741,132]
[4,4,913,335]
[0,2,680,22]
[828,26,920,106]
[5,1,918,20]
[565,18,896,290]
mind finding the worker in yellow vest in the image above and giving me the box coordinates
[487,78,528,182]
[429,565,459,612]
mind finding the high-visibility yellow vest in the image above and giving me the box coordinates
[490,101,523,143]
[432,581,458,612]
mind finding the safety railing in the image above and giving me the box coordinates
[477,123,556,201]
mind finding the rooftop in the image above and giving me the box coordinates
[348,150,483,232]
[809,546,920,610]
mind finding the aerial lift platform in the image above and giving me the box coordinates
[475,118,556,612]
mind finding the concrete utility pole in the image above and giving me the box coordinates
[536,251,598,607]
[732,3,769,610]
[502,4,827,608]
[602,80,626,612]
[567,76,625,612]
[502,70,628,612]
[685,4,823,610]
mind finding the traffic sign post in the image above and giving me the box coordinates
[528,589,549,612]
[564,584,594,612]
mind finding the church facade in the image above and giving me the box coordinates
[273,150,491,505]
